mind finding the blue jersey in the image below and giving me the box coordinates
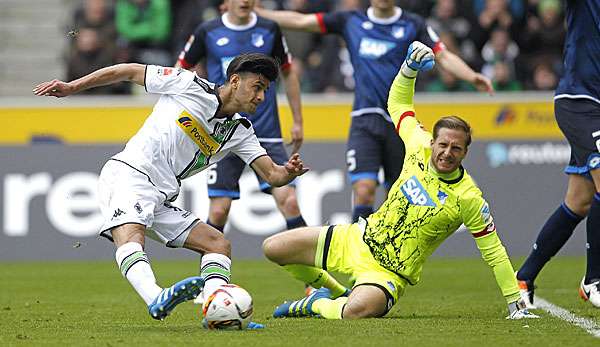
[177,12,292,140]
[555,0,600,104]
[317,7,443,121]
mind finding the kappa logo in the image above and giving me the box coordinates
[178,116,193,128]
[359,38,396,59]
[112,208,125,220]
[400,176,436,207]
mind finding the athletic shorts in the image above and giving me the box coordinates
[555,98,600,177]
[207,141,294,199]
[346,114,406,189]
[315,223,408,312]
[98,160,200,248]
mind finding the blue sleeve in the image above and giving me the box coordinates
[177,24,207,68]
[318,11,350,35]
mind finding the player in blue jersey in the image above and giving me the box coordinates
[176,0,307,235]
[257,0,493,223]
[517,0,600,309]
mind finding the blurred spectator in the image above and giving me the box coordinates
[481,28,519,79]
[67,28,130,94]
[518,0,565,84]
[71,0,117,44]
[115,0,172,66]
[428,0,480,68]
[170,0,223,58]
[492,61,522,91]
[425,68,477,92]
[471,0,524,50]
[531,62,558,90]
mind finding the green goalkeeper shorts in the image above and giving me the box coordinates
[315,223,407,307]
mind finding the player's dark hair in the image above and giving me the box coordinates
[226,53,279,82]
[433,116,472,147]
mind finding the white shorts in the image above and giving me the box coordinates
[98,159,199,248]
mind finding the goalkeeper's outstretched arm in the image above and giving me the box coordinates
[387,41,435,144]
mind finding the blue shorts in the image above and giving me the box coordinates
[346,114,405,189]
[207,141,292,199]
[555,98,600,178]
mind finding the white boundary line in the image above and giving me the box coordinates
[535,296,600,338]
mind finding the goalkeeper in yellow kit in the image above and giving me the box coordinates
[263,41,538,320]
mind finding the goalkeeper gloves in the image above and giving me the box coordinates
[400,41,435,78]
[506,298,540,320]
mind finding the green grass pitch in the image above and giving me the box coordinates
[1,256,598,346]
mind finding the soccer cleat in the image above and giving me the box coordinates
[579,278,600,308]
[517,278,537,309]
[148,276,204,320]
[247,321,265,329]
[193,290,204,305]
[273,287,331,318]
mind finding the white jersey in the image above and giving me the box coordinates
[112,65,267,201]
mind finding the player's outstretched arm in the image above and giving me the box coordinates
[388,41,434,141]
[473,229,539,319]
[255,7,321,32]
[281,68,303,153]
[251,153,309,187]
[435,49,494,95]
[33,63,146,97]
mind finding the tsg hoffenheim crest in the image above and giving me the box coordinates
[251,34,264,47]
[392,26,405,39]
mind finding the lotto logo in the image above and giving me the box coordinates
[400,176,435,207]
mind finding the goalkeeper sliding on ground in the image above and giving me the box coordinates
[262,41,539,320]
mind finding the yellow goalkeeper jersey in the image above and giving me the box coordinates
[363,70,519,303]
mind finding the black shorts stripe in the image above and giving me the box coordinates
[321,225,335,270]
[353,283,394,316]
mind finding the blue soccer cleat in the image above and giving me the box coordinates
[273,287,331,318]
[247,321,265,329]
[148,276,204,320]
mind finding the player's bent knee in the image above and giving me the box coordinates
[209,206,230,225]
[342,301,387,319]
[262,235,286,265]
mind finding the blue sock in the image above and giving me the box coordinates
[285,215,307,229]
[518,203,583,282]
[206,219,224,233]
[352,205,373,223]
[585,193,600,283]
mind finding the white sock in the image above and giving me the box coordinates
[115,242,162,305]
[201,253,231,299]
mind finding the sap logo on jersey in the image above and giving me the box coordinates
[401,176,436,207]
[359,38,396,59]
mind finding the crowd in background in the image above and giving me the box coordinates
[66,0,566,94]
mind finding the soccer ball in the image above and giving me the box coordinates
[202,284,253,330]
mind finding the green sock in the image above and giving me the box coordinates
[312,297,348,319]
[283,264,347,298]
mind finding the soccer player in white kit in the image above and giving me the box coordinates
[33,53,308,322]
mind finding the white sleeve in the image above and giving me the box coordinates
[233,132,268,165]
[144,65,195,94]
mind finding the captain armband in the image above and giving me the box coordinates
[471,222,496,238]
